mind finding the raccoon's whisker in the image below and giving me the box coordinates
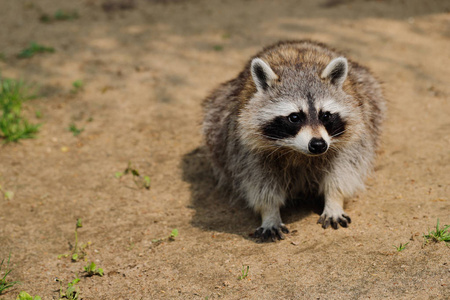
[252,132,282,141]
[330,129,348,138]
[327,144,339,153]
[266,145,286,159]
[265,147,279,159]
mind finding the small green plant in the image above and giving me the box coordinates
[17,42,54,59]
[213,45,224,51]
[84,262,104,277]
[0,185,14,200]
[237,265,249,280]
[117,162,151,190]
[0,77,40,142]
[54,10,79,21]
[35,110,42,119]
[71,219,84,261]
[70,80,83,94]
[0,254,20,295]
[56,277,80,300]
[0,53,5,61]
[393,242,409,252]
[5,191,13,200]
[423,219,450,244]
[169,229,178,241]
[40,10,79,23]
[68,123,84,137]
[58,219,88,261]
[16,291,42,300]
[143,176,151,189]
[152,229,179,244]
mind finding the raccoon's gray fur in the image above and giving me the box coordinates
[202,40,385,242]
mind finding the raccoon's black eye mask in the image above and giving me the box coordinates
[262,111,306,140]
[319,111,331,122]
[319,111,347,137]
[287,112,304,123]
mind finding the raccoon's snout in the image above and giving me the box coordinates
[308,138,328,155]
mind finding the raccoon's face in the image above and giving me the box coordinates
[242,57,351,156]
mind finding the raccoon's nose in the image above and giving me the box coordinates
[308,138,328,154]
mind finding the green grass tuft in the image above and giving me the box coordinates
[0,254,20,295]
[393,242,409,252]
[423,219,450,244]
[18,42,54,59]
[237,265,249,280]
[0,77,40,142]
[54,10,79,21]
[40,10,79,23]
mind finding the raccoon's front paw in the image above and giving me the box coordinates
[253,224,289,242]
[317,208,351,230]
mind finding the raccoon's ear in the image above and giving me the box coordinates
[251,58,279,92]
[321,57,348,87]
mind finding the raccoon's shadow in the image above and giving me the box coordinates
[181,146,324,239]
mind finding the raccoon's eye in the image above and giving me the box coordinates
[287,113,302,123]
[319,111,332,122]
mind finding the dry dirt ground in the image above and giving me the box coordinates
[1,0,449,299]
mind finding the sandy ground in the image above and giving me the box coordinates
[0,0,449,299]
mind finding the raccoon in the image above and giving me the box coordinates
[202,40,385,242]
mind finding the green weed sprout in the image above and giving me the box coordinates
[238,265,249,280]
[84,262,104,277]
[70,80,83,94]
[68,123,84,137]
[120,162,151,190]
[0,254,20,295]
[58,219,87,261]
[0,185,14,200]
[17,42,54,59]
[54,10,79,21]
[72,219,83,261]
[40,10,79,22]
[0,77,40,142]
[152,229,179,244]
[393,242,409,252]
[16,291,42,300]
[169,229,179,241]
[423,219,450,244]
[57,277,80,300]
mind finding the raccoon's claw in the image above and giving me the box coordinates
[317,214,351,230]
[253,224,289,242]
